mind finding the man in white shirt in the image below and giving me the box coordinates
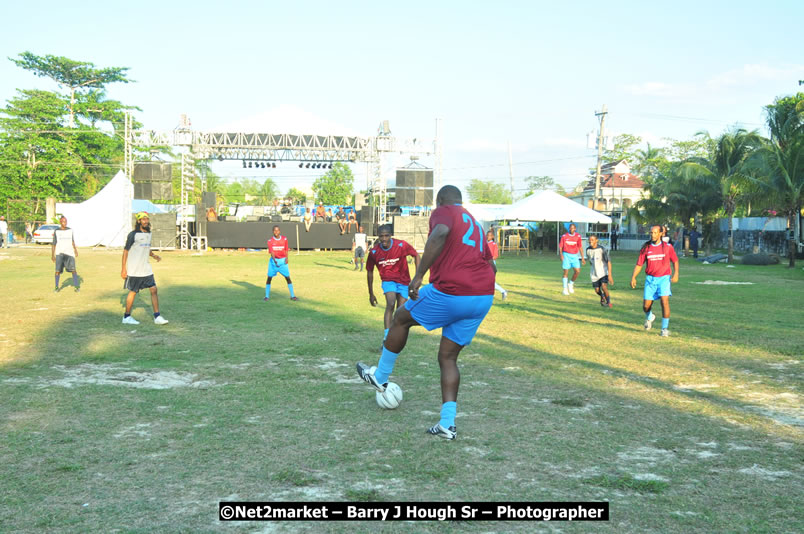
[352,226,368,271]
[52,216,80,292]
[0,216,7,248]
[121,212,168,325]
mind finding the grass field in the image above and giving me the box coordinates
[1,244,802,533]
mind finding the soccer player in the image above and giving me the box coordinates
[586,234,612,307]
[121,212,168,325]
[559,223,585,295]
[366,224,420,342]
[630,224,680,337]
[352,225,369,271]
[356,185,496,440]
[265,225,298,301]
[52,216,80,292]
[486,230,507,300]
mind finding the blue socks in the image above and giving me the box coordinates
[661,318,669,329]
[383,328,389,341]
[288,283,295,298]
[646,311,653,319]
[440,401,457,429]
[374,346,399,385]
[562,277,568,289]
[265,284,271,298]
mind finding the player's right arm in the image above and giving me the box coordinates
[51,232,56,262]
[121,250,129,279]
[559,235,564,261]
[409,224,450,299]
[366,253,377,306]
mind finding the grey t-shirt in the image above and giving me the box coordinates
[53,227,76,257]
[124,231,154,277]
[586,245,610,282]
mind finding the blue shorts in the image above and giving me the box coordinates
[562,253,581,270]
[644,275,672,301]
[382,281,409,296]
[404,284,493,346]
[267,257,291,278]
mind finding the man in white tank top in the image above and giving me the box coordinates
[52,216,80,292]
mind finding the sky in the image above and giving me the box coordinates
[1,0,802,198]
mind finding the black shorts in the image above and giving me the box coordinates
[55,254,76,273]
[592,275,609,289]
[125,275,156,293]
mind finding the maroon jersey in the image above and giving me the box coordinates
[637,241,678,277]
[488,239,499,260]
[560,232,583,254]
[267,235,289,260]
[428,205,494,296]
[366,239,418,284]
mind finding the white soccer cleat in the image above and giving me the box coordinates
[501,290,508,301]
[154,315,169,325]
[660,328,670,337]
[568,283,575,294]
[562,288,569,296]
[122,316,140,325]
[644,312,656,330]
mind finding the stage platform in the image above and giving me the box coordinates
[207,221,357,249]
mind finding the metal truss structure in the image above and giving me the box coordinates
[125,113,440,249]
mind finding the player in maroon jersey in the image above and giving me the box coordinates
[366,224,420,342]
[357,185,496,440]
[630,224,679,336]
[559,223,585,295]
[265,225,297,301]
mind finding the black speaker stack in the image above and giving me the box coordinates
[133,162,174,201]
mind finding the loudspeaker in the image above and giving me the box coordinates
[271,215,282,222]
[202,191,216,208]
[133,162,172,182]
[134,182,174,201]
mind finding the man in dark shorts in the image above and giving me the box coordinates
[121,212,168,325]
[352,225,368,271]
[356,185,496,440]
[586,234,612,307]
[52,216,80,292]
[336,207,348,234]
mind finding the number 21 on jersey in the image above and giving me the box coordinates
[461,213,484,253]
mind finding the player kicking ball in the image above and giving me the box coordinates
[630,224,679,337]
[265,225,298,301]
[559,223,585,295]
[356,185,496,440]
[366,224,419,343]
[586,234,612,307]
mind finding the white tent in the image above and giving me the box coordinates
[56,170,133,247]
[506,190,612,224]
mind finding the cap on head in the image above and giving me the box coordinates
[135,211,149,221]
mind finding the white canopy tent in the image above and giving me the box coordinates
[507,190,612,224]
[56,170,133,247]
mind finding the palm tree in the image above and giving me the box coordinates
[681,128,763,263]
[745,93,804,267]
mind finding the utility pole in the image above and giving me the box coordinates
[594,105,608,210]
[507,140,515,200]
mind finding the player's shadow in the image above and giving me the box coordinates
[230,279,263,292]
[313,261,352,271]
[56,274,84,291]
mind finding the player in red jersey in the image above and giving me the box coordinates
[559,223,585,295]
[630,224,679,337]
[264,225,297,301]
[486,230,508,300]
[357,185,496,440]
[367,224,420,342]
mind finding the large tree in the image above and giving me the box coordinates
[312,162,354,205]
[10,51,131,128]
[681,128,763,262]
[523,175,565,196]
[466,179,512,204]
[746,93,804,267]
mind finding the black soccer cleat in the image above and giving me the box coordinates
[427,423,457,440]
[356,362,386,392]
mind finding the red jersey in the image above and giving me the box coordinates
[428,205,494,296]
[267,235,289,259]
[637,241,678,277]
[560,232,583,254]
[488,239,499,260]
[366,239,418,284]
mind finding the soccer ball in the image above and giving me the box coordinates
[375,382,403,409]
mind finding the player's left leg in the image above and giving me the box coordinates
[601,282,611,307]
[659,295,671,336]
[283,275,297,300]
[149,285,168,324]
[357,305,420,391]
[643,299,656,330]
[383,292,397,330]
[428,336,464,440]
